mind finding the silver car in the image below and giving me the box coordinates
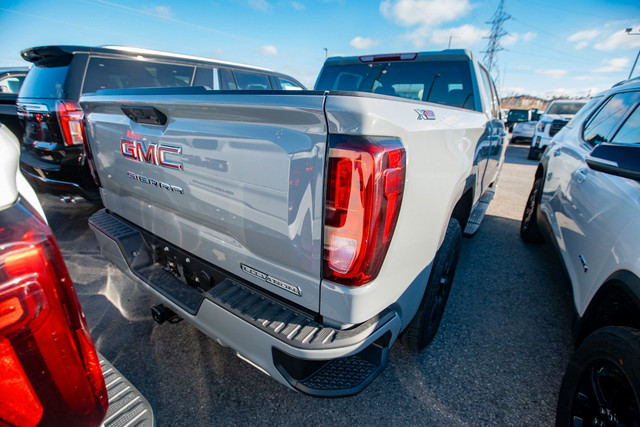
[520,79,640,425]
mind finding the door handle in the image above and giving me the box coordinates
[554,149,561,157]
[575,169,587,184]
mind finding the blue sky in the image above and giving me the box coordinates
[0,0,639,98]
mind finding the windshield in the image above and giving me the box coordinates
[546,102,587,115]
[315,60,476,111]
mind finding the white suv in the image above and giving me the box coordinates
[520,79,640,425]
[527,100,587,160]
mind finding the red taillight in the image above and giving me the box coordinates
[324,135,406,286]
[57,101,85,146]
[0,201,108,426]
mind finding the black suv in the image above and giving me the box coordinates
[17,45,305,202]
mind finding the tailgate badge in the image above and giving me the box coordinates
[241,264,302,297]
[415,109,436,120]
[121,138,183,171]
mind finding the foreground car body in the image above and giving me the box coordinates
[520,79,640,425]
[0,125,153,426]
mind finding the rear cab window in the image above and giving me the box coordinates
[81,57,195,94]
[315,60,476,110]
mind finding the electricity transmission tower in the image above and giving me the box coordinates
[482,0,511,84]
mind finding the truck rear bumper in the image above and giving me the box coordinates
[89,209,401,397]
[100,353,154,426]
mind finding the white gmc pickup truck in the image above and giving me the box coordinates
[81,49,506,397]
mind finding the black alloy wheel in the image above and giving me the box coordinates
[556,327,640,427]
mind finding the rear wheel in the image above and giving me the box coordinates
[520,177,545,243]
[401,218,461,350]
[556,327,640,427]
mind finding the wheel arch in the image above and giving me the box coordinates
[574,270,640,345]
[450,178,474,231]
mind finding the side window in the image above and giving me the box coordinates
[479,67,496,118]
[278,77,303,91]
[611,105,640,145]
[220,68,237,90]
[583,91,640,145]
[0,74,26,94]
[193,67,213,89]
[82,57,194,93]
[233,71,271,90]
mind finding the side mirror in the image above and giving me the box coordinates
[586,143,640,181]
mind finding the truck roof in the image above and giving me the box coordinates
[323,49,474,67]
[21,45,274,73]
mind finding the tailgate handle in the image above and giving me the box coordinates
[121,106,167,126]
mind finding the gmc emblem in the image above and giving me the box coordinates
[120,138,183,171]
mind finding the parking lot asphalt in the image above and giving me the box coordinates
[42,142,575,426]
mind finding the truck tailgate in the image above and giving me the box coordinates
[82,93,327,312]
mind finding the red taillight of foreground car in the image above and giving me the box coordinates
[324,135,406,286]
[0,201,108,427]
[57,101,86,146]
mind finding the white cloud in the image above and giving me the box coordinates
[593,57,629,73]
[144,6,173,19]
[502,33,519,46]
[499,31,536,47]
[248,0,271,12]
[380,0,471,28]
[291,1,305,10]
[535,69,569,79]
[594,29,640,51]
[350,37,379,50]
[259,45,278,56]
[430,25,488,47]
[574,41,589,50]
[568,29,601,43]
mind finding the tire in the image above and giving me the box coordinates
[556,326,640,427]
[527,147,541,160]
[401,218,462,350]
[520,177,545,243]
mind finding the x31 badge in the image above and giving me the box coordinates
[415,109,436,120]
